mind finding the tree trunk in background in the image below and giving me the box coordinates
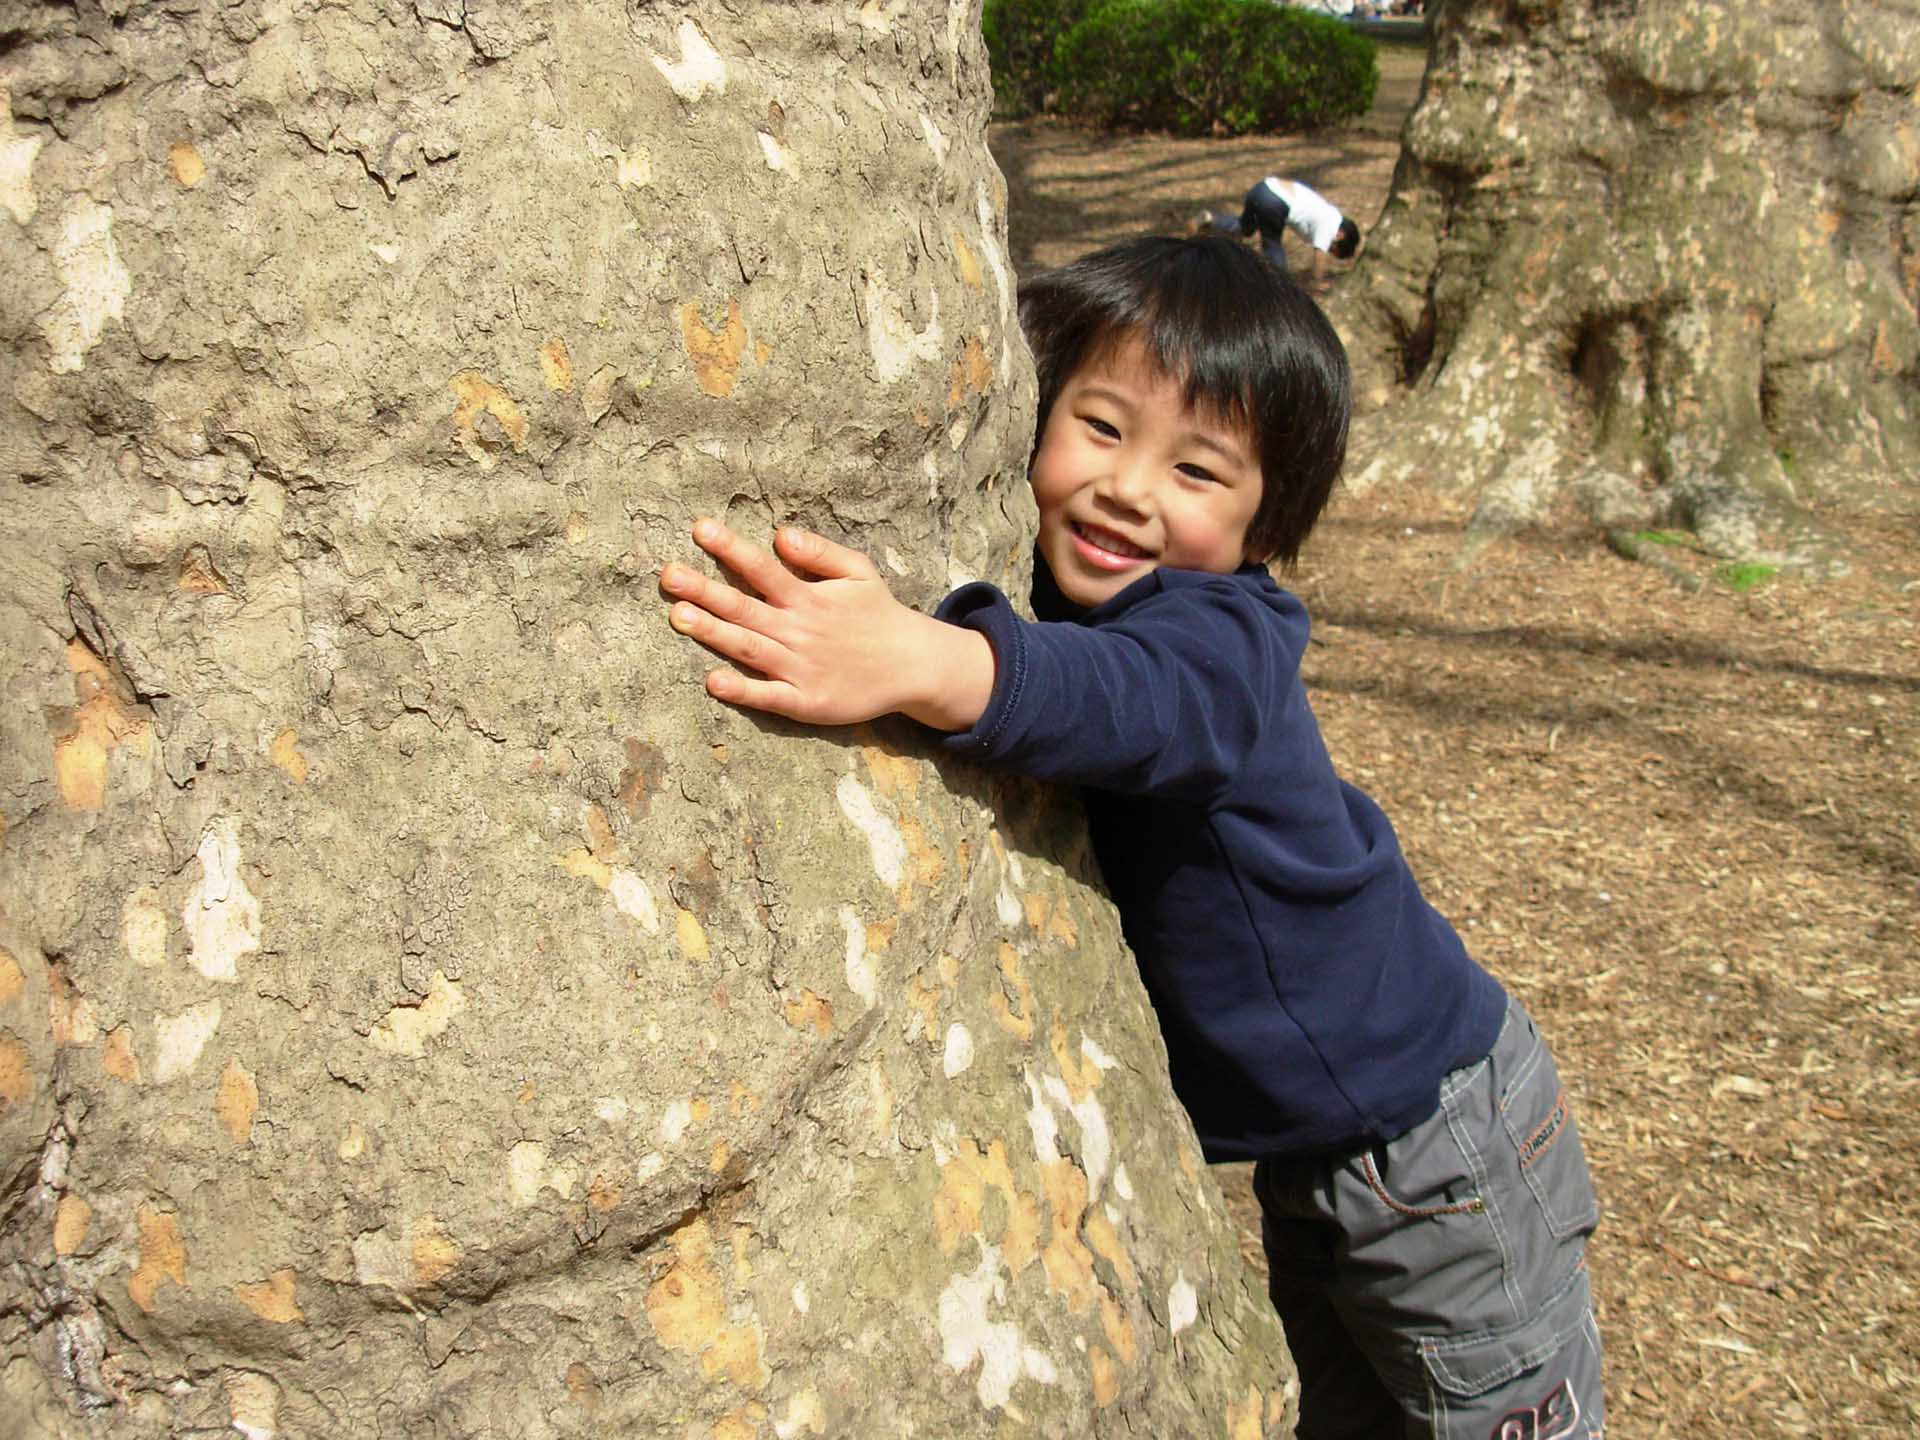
[0,6,1291,1437]
[1332,0,1920,564]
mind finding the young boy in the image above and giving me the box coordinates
[658,235,1604,1439]
[1194,175,1361,287]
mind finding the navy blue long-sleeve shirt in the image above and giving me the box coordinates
[936,558,1506,1161]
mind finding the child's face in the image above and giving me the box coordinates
[1030,334,1263,609]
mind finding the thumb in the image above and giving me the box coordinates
[775,526,876,582]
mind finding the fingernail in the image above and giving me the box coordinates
[672,605,696,629]
[693,519,716,542]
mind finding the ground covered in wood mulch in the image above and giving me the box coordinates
[991,38,1920,1438]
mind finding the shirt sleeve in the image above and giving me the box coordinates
[933,578,1296,802]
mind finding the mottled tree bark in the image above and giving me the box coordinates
[1333,0,1920,564]
[0,5,1291,1436]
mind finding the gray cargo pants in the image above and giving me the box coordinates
[1254,1000,1605,1438]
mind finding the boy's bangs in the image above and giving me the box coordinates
[1082,311,1260,443]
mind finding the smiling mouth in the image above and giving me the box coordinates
[1071,522,1150,563]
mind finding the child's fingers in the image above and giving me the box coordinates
[774,526,878,582]
[659,561,781,635]
[669,601,789,679]
[690,518,797,601]
[705,666,804,718]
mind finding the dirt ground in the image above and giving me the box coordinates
[991,38,1920,1439]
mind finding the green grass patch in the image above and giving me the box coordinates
[1716,562,1779,595]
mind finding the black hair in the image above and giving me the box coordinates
[1016,233,1351,569]
[1330,218,1361,260]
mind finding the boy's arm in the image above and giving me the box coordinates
[659,518,996,732]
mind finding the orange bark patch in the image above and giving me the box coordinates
[952,231,983,288]
[933,1138,1041,1274]
[1090,1342,1119,1407]
[556,846,613,889]
[906,972,941,1042]
[269,728,308,782]
[680,298,749,397]
[1039,1158,1099,1313]
[1050,1021,1104,1104]
[1226,1384,1265,1440]
[859,741,921,800]
[177,546,230,594]
[449,371,530,466]
[234,1267,304,1324]
[675,907,710,960]
[0,948,21,1008]
[48,967,96,1046]
[411,1215,462,1287]
[1100,1288,1139,1363]
[538,336,575,392]
[589,1173,622,1212]
[129,1203,187,1312]
[52,639,152,811]
[215,1058,258,1145]
[783,988,833,1038]
[1086,1207,1138,1293]
[565,1362,604,1414]
[709,1140,731,1173]
[583,803,618,861]
[643,1216,768,1391]
[53,1194,91,1255]
[946,335,993,408]
[167,141,205,187]
[989,942,1036,1042]
[0,1033,32,1108]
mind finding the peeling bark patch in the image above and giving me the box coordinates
[835,775,906,890]
[1,90,44,223]
[538,336,575,392]
[681,298,749,397]
[43,198,130,372]
[618,738,668,816]
[774,1387,827,1437]
[644,1216,769,1391]
[934,1139,1040,1274]
[1038,1159,1099,1313]
[53,1193,91,1255]
[48,965,97,1045]
[609,869,660,930]
[129,1203,187,1312]
[565,1362,603,1413]
[1168,1274,1198,1334]
[0,949,21,1007]
[410,1215,462,1287]
[449,371,529,467]
[226,1372,279,1440]
[0,1032,31,1106]
[782,988,833,1037]
[990,943,1036,1042]
[862,269,944,383]
[1225,1384,1266,1440]
[153,1000,221,1083]
[938,1243,1058,1410]
[269,728,309,782]
[675,907,710,960]
[216,1058,258,1145]
[167,141,205,188]
[840,906,876,1008]
[53,638,152,810]
[952,231,983,288]
[947,335,993,408]
[651,20,728,103]
[103,1025,141,1083]
[177,545,231,594]
[123,886,168,967]
[235,1269,304,1324]
[366,971,464,1057]
[943,1022,974,1077]
[184,818,260,982]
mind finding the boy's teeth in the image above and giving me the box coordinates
[1080,524,1144,558]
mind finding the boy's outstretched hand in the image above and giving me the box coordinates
[659,518,994,733]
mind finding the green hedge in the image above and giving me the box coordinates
[984,0,1377,136]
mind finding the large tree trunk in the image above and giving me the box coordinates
[1332,0,1920,565]
[0,5,1291,1436]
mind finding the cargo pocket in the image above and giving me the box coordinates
[1420,1261,1598,1429]
[1498,1021,1600,1241]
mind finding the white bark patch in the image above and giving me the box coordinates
[365,972,465,1057]
[635,1151,665,1185]
[1080,1035,1118,1072]
[1113,1163,1134,1201]
[226,1371,279,1440]
[861,269,944,384]
[153,1000,222,1083]
[594,1096,629,1123]
[840,905,877,1009]
[609,868,660,931]
[835,774,905,890]
[938,1244,1058,1410]
[43,198,131,373]
[586,131,652,188]
[651,19,727,103]
[1042,1071,1113,1201]
[122,886,169,968]
[757,131,796,172]
[791,1282,810,1315]
[506,1141,579,1207]
[0,90,44,224]
[942,1022,974,1077]
[183,818,260,982]
[974,185,1013,319]
[660,1099,693,1145]
[919,112,950,166]
[995,885,1022,928]
[1168,1274,1199,1334]
[1023,1070,1061,1165]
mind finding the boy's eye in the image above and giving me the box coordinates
[1084,416,1120,440]
[1177,463,1218,484]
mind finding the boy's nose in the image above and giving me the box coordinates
[1098,456,1154,512]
